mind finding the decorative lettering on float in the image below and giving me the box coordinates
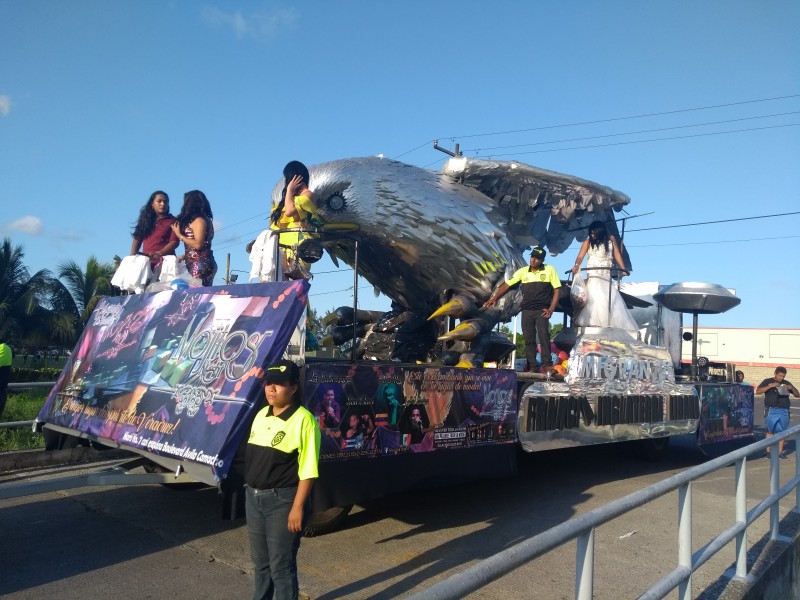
[573,355,672,383]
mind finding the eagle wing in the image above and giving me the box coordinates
[441,157,632,268]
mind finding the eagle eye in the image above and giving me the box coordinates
[325,194,347,213]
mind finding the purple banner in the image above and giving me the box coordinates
[37,281,309,480]
[302,363,518,460]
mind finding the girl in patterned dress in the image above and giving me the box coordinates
[171,190,217,286]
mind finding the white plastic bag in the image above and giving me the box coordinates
[570,272,588,310]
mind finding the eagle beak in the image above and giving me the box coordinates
[428,294,474,320]
[437,318,489,341]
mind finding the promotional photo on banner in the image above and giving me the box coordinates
[696,383,755,445]
[36,280,310,482]
[302,363,518,460]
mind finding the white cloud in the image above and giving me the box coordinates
[0,95,11,117]
[6,216,43,235]
[201,5,297,40]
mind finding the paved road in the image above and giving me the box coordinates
[2,400,798,599]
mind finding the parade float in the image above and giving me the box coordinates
[31,156,754,532]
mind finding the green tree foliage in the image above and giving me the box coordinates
[0,237,91,348]
[0,237,81,347]
[45,277,83,344]
[497,321,565,360]
[307,306,324,334]
[57,257,116,323]
[0,238,45,342]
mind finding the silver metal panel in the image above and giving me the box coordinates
[516,389,698,453]
[516,327,699,451]
[653,282,741,315]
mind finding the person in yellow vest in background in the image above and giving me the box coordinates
[270,161,321,280]
[0,342,13,418]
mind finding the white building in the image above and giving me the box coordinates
[680,327,800,384]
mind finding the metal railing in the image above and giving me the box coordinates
[407,427,800,600]
[0,420,35,430]
[1,382,55,430]
[8,382,56,389]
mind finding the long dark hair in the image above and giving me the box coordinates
[176,190,213,228]
[587,220,611,252]
[270,160,310,225]
[132,190,169,240]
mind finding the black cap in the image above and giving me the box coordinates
[530,246,546,259]
[264,359,300,385]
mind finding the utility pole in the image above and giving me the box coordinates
[433,139,462,157]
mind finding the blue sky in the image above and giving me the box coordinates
[1,1,798,331]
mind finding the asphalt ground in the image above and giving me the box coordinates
[1,397,799,599]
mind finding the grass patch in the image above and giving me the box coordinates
[0,389,48,452]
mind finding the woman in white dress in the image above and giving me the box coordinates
[571,220,638,332]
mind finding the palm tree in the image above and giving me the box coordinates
[0,237,84,348]
[0,238,55,344]
[44,277,83,345]
[57,257,116,323]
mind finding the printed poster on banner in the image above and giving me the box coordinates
[697,384,755,445]
[303,363,518,460]
[37,281,309,480]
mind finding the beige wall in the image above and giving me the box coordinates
[681,327,800,367]
[738,365,799,389]
[678,327,800,390]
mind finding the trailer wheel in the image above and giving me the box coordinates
[628,437,670,462]
[43,429,85,451]
[303,505,353,537]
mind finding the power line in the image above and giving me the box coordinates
[485,123,800,158]
[217,211,269,231]
[423,157,444,168]
[626,211,800,233]
[441,93,800,141]
[463,111,800,153]
[314,285,352,295]
[214,213,272,252]
[309,268,354,276]
[392,139,435,160]
[626,234,800,248]
[213,227,270,252]
[312,284,376,296]
[388,95,800,162]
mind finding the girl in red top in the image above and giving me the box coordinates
[130,190,179,269]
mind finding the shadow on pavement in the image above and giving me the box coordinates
[314,438,708,599]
